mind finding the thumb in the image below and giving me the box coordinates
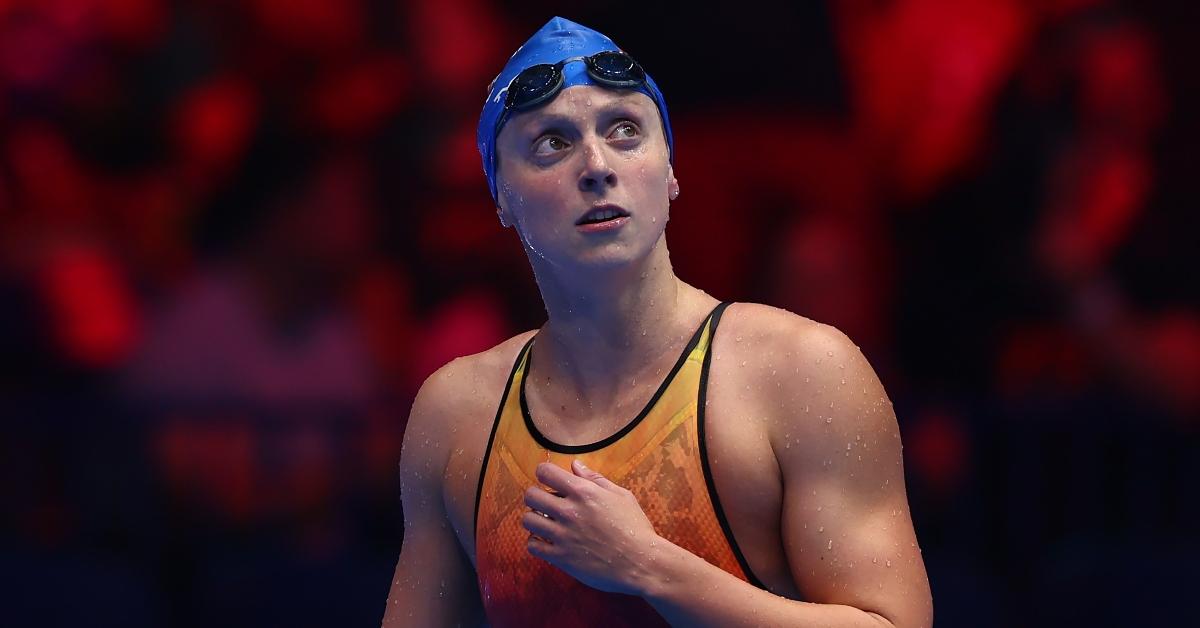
[572,459,623,492]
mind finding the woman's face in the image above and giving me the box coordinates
[494,85,678,271]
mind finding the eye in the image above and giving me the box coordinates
[609,121,640,140]
[533,135,569,156]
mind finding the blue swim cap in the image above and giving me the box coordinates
[477,17,674,205]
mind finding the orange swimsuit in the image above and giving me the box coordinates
[474,301,766,626]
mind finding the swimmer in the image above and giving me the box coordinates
[382,16,932,627]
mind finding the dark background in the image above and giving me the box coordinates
[1,1,1196,626]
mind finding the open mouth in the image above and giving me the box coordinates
[576,205,630,226]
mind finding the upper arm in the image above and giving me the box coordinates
[772,323,933,628]
[382,362,485,627]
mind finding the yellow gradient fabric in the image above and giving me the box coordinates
[474,302,757,625]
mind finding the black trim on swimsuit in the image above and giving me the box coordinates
[519,301,725,455]
[473,337,535,535]
[696,302,770,591]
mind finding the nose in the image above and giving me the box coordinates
[578,141,616,193]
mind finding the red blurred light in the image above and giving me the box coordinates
[310,56,410,137]
[38,243,140,368]
[908,407,969,497]
[97,0,166,47]
[250,0,363,53]
[409,290,507,389]
[172,75,258,185]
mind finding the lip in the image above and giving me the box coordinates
[576,215,630,233]
[575,203,630,227]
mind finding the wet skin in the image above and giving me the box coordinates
[493,86,678,277]
[383,85,932,626]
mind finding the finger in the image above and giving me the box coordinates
[535,461,587,496]
[523,485,569,520]
[520,509,560,540]
[572,459,627,494]
[527,534,556,561]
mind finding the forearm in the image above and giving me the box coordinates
[636,539,895,628]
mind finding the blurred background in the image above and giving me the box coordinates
[1,0,1196,626]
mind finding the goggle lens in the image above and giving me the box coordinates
[587,51,644,86]
[506,64,563,110]
[503,51,645,112]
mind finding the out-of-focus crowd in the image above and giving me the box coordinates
[1,1,1195,626]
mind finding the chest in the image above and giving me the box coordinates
[441,343,801,596]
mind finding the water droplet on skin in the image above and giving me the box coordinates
[818,526,824,532]
[741,360,747,366]
[827,539,833,550]
[886,559,892,567]
[826,350,834,357]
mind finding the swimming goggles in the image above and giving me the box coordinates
[502,50,647,112]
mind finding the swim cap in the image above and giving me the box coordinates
[477,16,675,205]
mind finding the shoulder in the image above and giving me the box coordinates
[716,302,893,449]
[717,301,856,364]
[402,330,538,471]
[712,301,872,414]
[411,330,539,428]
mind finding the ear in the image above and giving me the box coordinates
[667,164,680,201]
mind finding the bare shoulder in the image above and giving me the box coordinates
[402,330,539,468]
[718,301,858,367]
[717,302,895,452]
[715,303,930,624]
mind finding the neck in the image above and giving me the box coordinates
[524,236,714,409]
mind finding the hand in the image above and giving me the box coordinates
[522,459,664,596]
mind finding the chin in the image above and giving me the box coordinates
[569,233,664,272]
[574,251,642,271]
[526,239,636,273]
[523,220,666,272]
